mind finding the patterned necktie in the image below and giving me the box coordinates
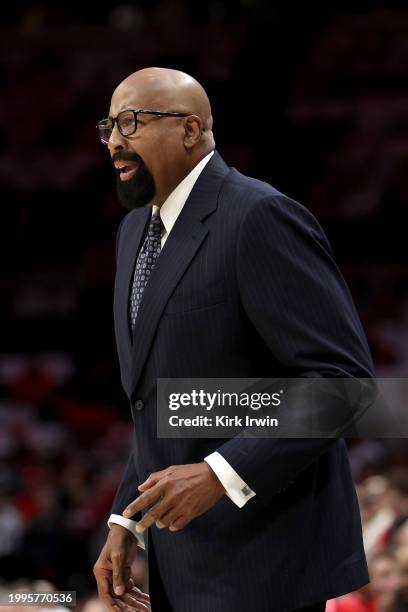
[130,210,164,331]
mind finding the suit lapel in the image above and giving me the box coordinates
[129,151,230,397]
[114,206,151,394]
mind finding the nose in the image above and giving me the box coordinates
[107,122,128,155]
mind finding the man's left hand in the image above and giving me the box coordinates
[122,462,225,533]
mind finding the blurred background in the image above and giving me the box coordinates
[0,0,407,610]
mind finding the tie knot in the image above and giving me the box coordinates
[148,211,164,238]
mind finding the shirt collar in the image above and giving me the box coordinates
[152,150,214,235]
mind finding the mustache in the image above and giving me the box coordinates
[111,151,143,165]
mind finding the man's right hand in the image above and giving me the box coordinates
[93,523,149,611]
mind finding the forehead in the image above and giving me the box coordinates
[109,80,171,117]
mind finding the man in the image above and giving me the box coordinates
[93,67,374,612]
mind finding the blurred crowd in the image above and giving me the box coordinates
[327,466,408,611]
[0,0,407,608]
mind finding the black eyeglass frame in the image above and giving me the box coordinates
[96,109,189,144]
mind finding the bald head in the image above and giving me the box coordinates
[113,67,213,133]
[107,67,215,209]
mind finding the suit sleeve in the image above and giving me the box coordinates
[215,194,375,506]
[110,215,142,521]
[110,439,141,521]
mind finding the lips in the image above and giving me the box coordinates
[114,160,139,181]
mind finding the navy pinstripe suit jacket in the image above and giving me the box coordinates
[111,151,374,612]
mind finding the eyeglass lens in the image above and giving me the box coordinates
[98,110,136,144]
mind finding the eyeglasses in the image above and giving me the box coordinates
[96,109,189,145]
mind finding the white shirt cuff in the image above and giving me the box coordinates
[108,514,145,550]
[204,451,256,508]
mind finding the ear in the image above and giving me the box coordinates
[183,115,204,149]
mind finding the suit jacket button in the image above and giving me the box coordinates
[134,399,144,411]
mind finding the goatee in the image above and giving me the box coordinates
[113,153,156,211]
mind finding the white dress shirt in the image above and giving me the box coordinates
[108,150,255,548]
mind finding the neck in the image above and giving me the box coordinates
[154,149,212,207]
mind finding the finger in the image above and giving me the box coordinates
[138,466,176,491]
[96,570,121,612]
[121,592,151,611]
[137,470,166,491]
[169,515,190,532]
[127,579,151,604]
[135,498,174,533]
[155,505,182,529]
[120,581,150,610]
[112,598,128,611]
[138,478,159,491]
[126,591,151,606]
[123,482,165,517]
[111,551,130,596]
